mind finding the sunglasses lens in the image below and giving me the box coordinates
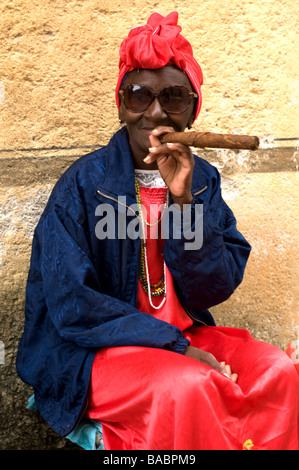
[122,85,194,113]
[124,85,153,112]
[160,86,191,113]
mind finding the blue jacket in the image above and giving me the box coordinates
[16,127,251,437]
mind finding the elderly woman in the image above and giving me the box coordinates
[17,12,298,450]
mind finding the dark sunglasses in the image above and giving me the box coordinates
[119,84,198,114]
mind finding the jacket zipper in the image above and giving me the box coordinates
[182,301,207,326]
[193,185,208,196]
[96,189,139,218]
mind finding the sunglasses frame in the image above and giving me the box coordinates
[119,84,198,114]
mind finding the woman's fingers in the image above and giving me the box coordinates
[149,126,175,148]
[144,142,192,164]
[148,127,191,156]
[184,346,225,374]
[148,129,165,148]
[184,349,239,383]
[220,361,238,383]
[231,373,239,383]
[143,143,171,162]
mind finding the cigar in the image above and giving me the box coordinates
[160,131,259,150]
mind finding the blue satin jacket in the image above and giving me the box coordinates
[16,127,251,437]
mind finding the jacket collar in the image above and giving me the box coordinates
[100,127,137,205]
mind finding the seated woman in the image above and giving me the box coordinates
[17,12,298,450]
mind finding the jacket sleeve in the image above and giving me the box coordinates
[35,201,189,354]
[163,166,251,312]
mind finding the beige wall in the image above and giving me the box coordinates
[1,0,298,149]
[0,0,298,449]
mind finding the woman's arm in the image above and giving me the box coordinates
[35,203,189,353]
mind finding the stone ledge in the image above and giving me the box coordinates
[200,146,298,175]
[0,147,298,187]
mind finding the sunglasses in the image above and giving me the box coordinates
[119,84,198,114]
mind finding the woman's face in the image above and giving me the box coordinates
[118,66,196,169]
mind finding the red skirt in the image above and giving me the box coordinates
[85,325,299,450]
[85,186,299,450]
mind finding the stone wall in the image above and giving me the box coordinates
[0,0,298,450]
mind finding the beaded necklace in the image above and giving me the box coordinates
[135,176,168,310]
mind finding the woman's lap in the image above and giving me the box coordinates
[85,326,299,450]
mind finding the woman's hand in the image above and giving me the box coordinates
[144,126,195,209]
[220,361,238,383]
[184,346,238,383]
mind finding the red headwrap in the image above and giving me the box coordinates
[116,11,203,119]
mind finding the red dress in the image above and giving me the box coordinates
[85,184,299,450]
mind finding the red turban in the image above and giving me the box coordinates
[116,11,203,120]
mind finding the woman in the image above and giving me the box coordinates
[17,12,298,450]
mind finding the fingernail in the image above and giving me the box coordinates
[167,143,175,148]
[149,147,156,152]
[143,156,151,163]
[152,129,159,134]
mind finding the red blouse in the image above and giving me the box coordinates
[136,185,193,331]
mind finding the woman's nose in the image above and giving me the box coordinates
[143,97,168,122]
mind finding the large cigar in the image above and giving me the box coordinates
[160,131,259,150]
